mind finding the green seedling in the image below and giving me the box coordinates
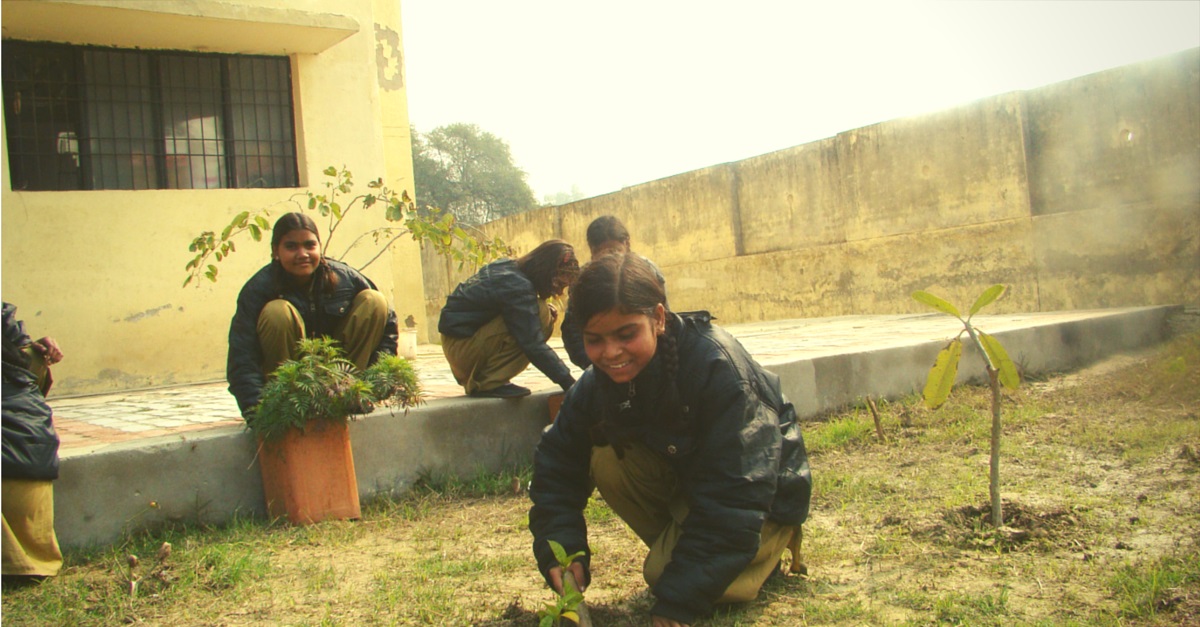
[913,285,1020,527]
[538,540,588,627]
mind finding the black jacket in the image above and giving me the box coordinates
[529,312,811,624]
[560,254,667,370]
[226,260,399,416]
[438,259,574,390]
[2,303,59,481]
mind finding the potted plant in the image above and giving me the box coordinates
[250,337,423,525]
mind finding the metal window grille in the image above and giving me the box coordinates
[2,41,298,191]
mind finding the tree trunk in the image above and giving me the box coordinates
[988,368,1003,527]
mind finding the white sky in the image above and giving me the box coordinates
[401,1,1200,202]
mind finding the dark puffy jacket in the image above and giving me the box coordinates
[560,254,668,370]
[2,303,59,481]
[226,260,399,416]
[438,259,574,390]
[529,312,811,625]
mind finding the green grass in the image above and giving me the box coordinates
[1109,554,1200,620]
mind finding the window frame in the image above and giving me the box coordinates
[2,40,300,191]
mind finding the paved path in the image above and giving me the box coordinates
[46,310,1145,456]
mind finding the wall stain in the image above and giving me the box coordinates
[123,304,171,323]
[374,23,404,90]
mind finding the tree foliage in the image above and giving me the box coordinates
[412,123,537,225]
[184,165,512,286]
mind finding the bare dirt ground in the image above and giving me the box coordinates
[4,332,1198,626]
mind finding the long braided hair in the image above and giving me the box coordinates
[568,253,686,452]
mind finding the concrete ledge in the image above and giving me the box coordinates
[55,393,555,550]
[53,307,1179,549]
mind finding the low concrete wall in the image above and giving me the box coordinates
[421,48,1199,340]
[55,393,554,550]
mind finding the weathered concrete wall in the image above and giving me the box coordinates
[422,47,1198,331]
[1025,48,1200,311]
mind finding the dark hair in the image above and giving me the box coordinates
[569,253,685,443]
[567,252,661,325]
[516,240,580,299]
[271,212,321,249]
[270,212,337,291]
[585,215,631,252]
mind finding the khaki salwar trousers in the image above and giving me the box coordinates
[590,443,796,604]
[2,479,63,577]
[257,289,389,372]
[441,300,554,395]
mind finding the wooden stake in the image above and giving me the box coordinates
[867,396,885,440]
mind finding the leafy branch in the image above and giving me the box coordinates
[184,165,513,287]
[250,337,424,442]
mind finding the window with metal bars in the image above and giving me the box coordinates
[2,41,299,191]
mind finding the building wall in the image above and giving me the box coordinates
[422,47,1199,335]
[1,0,423,396]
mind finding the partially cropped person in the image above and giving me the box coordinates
[439,239,579,398]
[528,253,811,626]
[2,302,64,579]
[226,212,398,420]
[561,215,667,370]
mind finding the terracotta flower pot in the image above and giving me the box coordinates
[257,419,361,525]
[548,392,565,423]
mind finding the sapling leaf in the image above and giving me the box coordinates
[979,331,1020,390]
[561,610,580,624]
[549,540,568,567]
[923,339,962,408]
[968,284,1006,317]
[912,290,962,319]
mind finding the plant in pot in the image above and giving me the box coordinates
[250,337,423,525]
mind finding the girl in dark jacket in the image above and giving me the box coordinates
[2,302,63,577]
[226,213,399,419]
[438,239,579,398]
[529,253,812,627]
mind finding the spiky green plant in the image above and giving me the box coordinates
[249,337,423,441]
[912,285,1020,527]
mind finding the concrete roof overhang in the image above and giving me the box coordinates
[1,0,360,55]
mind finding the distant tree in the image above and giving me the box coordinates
[411,123,536,225]
[542,185,587,206]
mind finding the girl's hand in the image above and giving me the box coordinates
[31,337,63,365]
[547,562,588,595]
[652,616,690,627]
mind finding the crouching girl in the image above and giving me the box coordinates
[529,253,811,626]
[226,212,398,420]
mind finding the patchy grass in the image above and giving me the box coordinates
[3,332,1198,626]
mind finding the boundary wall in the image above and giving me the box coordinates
[421,48,1199,340]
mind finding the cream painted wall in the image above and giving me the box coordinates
[1,0,424,396]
